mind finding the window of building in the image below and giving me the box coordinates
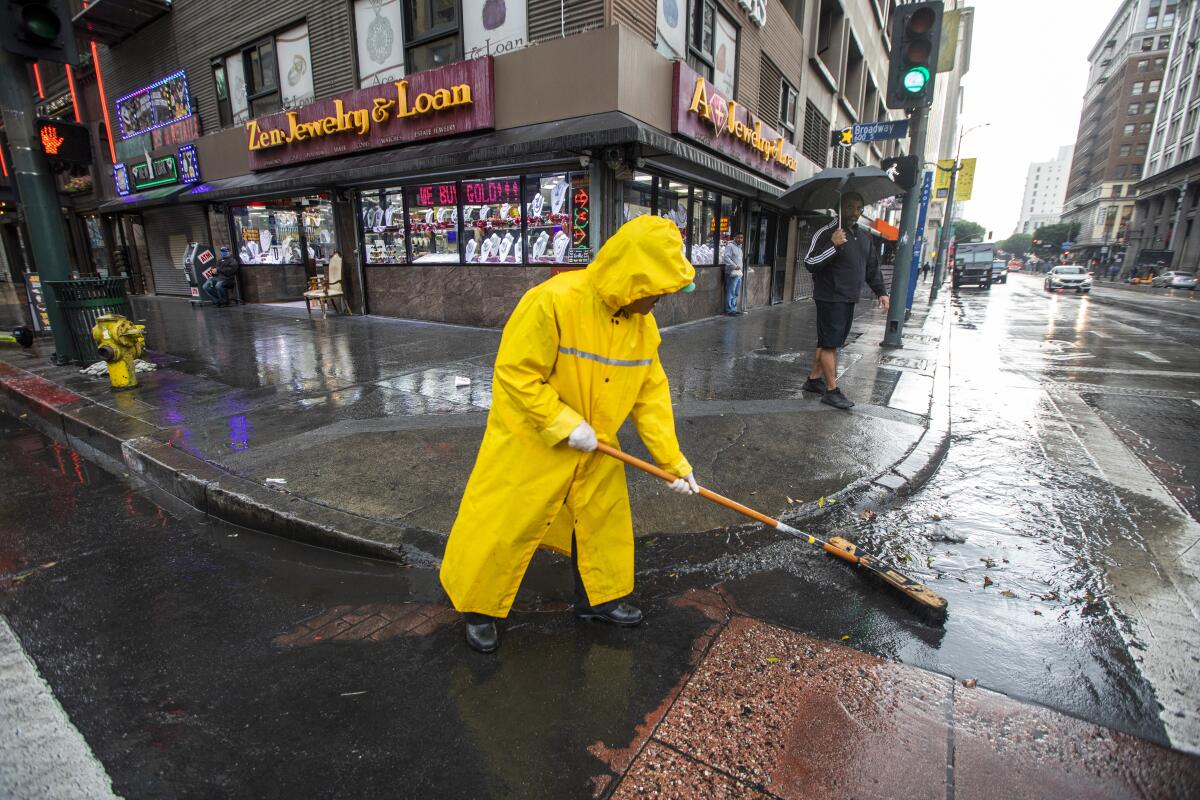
[1141,122,1153,133]
[405,0,461,73]
[212,23,313,126]
[1158,36,1170,49]
[1132,81,1145,95]
[354,0,405,86]
[689,0,738,96]
[1120,144,1131,156]
[1132,163,1143,178]
[779,78,799,134]
[1142,38,1154,51]
[462,176,523,263]
[1149,79,1161,93]
[1124,123,1135,135]
[1128,103,1140,115]
[1146,14,1158,29]
[1138,59,1149,71]
[1115,165,1127,178]
[780,0,805,30]
[691,189,718,266]
[816,0,844,77]
[526,173,589,263]
[360,188,407,264]
[1135,142,1148,155]
[405,182,459,262]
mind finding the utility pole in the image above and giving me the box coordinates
[881,104,927,348]
[1,1,82,362]
[930,159,960,302]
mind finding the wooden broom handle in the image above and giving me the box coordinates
[594,443,780,529]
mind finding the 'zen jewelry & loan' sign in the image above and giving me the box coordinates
[246,57,494,170]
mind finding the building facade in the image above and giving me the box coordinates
[1126,0,1199,275]
[1062,0,1174,268]
[1016,145,1073,235]
[5,1,934,328]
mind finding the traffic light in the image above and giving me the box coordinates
[886,1,943,109]
[881,155,919,189]
[2,0,78,65]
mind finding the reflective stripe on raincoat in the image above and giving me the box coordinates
[440,216,696,617]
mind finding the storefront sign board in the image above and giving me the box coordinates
[671,62,799,184]
[130,155,178,189]
[247,58,495,170]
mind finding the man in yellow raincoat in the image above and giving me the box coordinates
[440,215,700,653]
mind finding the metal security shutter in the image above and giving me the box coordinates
[527,0,605,44]
[758,55,783,127]
[802,100,830,167]
[142,205,208,297]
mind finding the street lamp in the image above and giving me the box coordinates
[930,122,990,300]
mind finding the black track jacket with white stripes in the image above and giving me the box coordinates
[803,217,888,303]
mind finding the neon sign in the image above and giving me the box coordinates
[414,183,458,206]
[115,70,192,141]
[130,155,179,189]
[461,179,520,205]
[177,144,200,183]
[572,188,590,247]
[113,163,130,196]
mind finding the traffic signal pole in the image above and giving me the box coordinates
[0,46,75,362]
[881,105,927,348]
[930,160,960,302]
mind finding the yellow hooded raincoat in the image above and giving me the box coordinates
[440,216,696,617]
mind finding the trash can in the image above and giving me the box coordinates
[42,278,132,364]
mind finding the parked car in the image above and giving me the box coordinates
[990,259,1009,285]
[952,242,994,289]
[1044,265,1092,293]
[1150,271,1197,289]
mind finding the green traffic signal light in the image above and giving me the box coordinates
[22,5,62,43]
[903,66,931,93]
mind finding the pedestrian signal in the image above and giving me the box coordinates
[1,0,78,65]
[886,2,943,109]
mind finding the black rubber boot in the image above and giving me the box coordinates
[572,534,643,627]
[463,612,499,654]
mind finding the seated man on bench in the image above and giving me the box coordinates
[201,246,240,307]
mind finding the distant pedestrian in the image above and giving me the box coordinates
[801,192,889,410]
[201,246,239,307]
[921,261,931,282]
[723,232,745,316]
[440,216,700,655]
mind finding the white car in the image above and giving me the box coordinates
[1044,265,1092,293]
[1150,271,1197,289]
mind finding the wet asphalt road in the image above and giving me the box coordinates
[2,273,1199,796]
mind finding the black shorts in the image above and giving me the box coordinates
[815,301,856,348]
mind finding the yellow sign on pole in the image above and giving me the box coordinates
[955,158,977,201]
[933,158,976,201]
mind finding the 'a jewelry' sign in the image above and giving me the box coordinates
[671,62,799,184]
[247,57,495,170]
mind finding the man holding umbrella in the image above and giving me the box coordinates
[802,191,889,409]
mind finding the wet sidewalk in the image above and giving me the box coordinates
[0,291,949,560]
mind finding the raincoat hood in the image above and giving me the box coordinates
[587,216,696,309]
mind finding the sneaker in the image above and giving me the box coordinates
[802,376,827,394]
[821,388,855,410]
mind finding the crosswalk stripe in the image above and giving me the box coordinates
[1134,351,1169,363]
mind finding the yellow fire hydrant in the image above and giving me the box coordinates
[91,314,146,389]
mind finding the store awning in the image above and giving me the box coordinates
[73,0,173,47]
[179,112,790,204]
[96,183,189,213]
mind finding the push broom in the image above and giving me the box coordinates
[596,442,948,618]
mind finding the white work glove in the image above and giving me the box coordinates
[669,472,700,495]
[567,420,597,452]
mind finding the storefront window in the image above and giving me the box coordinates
[406,182,460,262]
[525,174,574,263]
[360,188,407,264]
[83,215,111,277]
[623,173,654,222]
[718,194,742,266]
[301,200,336,267]
[658,179,690,258]
[690,189,718,266]
[461,177,522,263]
[231,195,333,265]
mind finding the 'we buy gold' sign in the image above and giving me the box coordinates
[246,58,494,170]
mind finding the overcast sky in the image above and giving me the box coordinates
[956,0,1122,238]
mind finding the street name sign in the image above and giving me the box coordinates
[830,119,910,147]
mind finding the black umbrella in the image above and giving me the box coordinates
[777,166,905,213]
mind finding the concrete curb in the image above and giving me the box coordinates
[780,295,952,527]
[1,295,952,562]
[0,361,433,565]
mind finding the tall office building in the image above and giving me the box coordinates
[1016,146,1074,235]
[1062,0,1174,267]
[1126,0,1199,273]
